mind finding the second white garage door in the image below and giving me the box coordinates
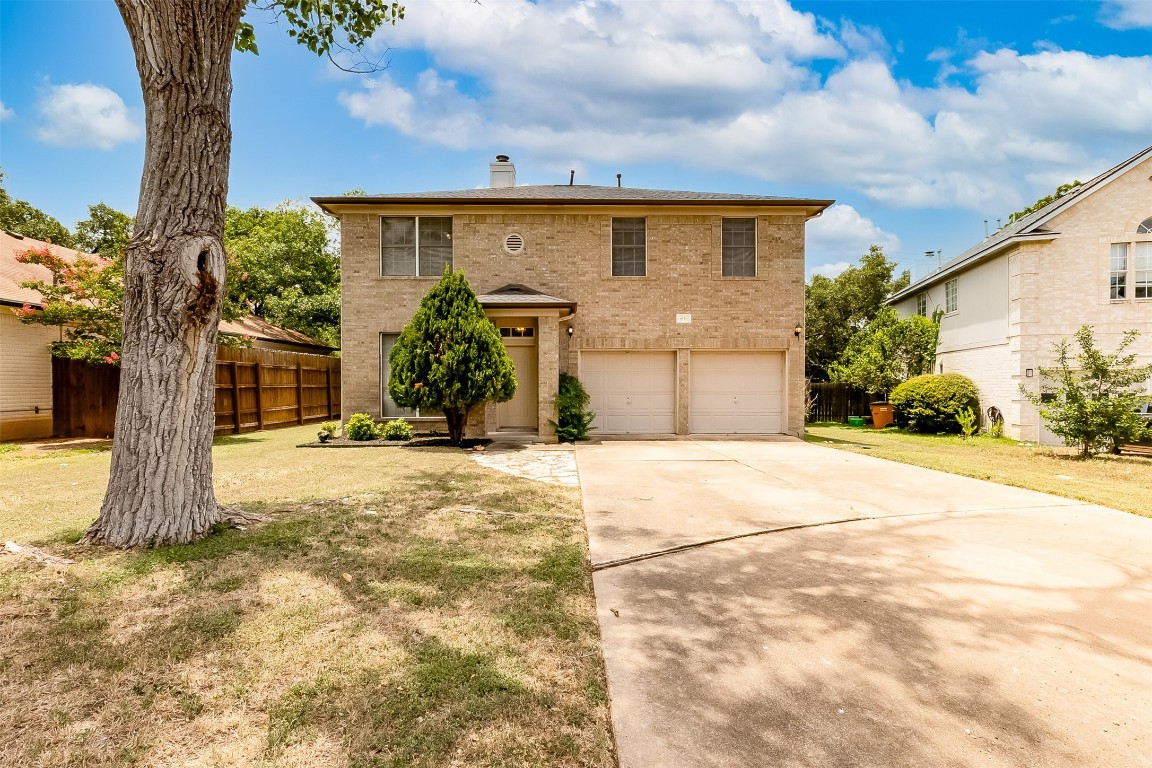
[581,351,676,434]
[690,352,784,434]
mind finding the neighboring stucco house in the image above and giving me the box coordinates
[314,156,831,441]
[891,145,1152,444]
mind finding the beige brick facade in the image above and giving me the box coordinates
[895,148,1152,443]
[331,201,819,440]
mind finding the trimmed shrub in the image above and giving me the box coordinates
[380,418,414,441]
[345,412,382,441]
[548,373,596,442]
[890,374,979,434]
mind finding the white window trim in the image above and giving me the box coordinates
[610,217,647,277]
[944,279,958,315]
[916,292,928,317]
[1109,234,1152,303]
[379,216,452,277]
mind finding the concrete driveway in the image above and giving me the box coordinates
[577,438,1151,768]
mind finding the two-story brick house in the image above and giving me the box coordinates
[314,157,832,441]
[890,145,1152,444]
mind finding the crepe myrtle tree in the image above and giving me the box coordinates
[389,269,517,446]
[86,0,404,548]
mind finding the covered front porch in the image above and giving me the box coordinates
[469,284,576,443]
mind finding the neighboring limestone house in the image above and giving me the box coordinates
[314,156,832,441]
[890,145,1152,445]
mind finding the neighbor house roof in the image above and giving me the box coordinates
[0,230,93,307]
[477,283,576,312]
[218,314,335,351]
[313,185,833,216]
[889,144,1152,303]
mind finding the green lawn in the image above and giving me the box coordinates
[805,423,1152,518]
[0,427,614,767]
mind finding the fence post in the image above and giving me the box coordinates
[230,361,241,434]
[296,358,305,424]
[254,360,265,431]
[325,366,333,419]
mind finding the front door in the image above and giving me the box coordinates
[497,323,538,430]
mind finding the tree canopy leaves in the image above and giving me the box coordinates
[1007,180,1082,224]
[74,203,133,258]
[0,174,76,247]
[806,245,910,380]
[830,307,939,397]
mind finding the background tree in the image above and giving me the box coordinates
[15,246,124,364]
[1008,180,1082,224]
[86,0,404,548]
[389,269,516,446]
[74,203,133,258]
[224,202,340,346]
[0,174,76,246]
[1021,326,1152,457]
[830,307,938,398]
[806,245,910,380]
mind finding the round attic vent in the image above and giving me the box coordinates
[503,233,525,254]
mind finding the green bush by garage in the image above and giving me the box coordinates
[890,373,980,434]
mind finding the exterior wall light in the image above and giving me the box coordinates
[567,326,574,337]
[794,324,803,337]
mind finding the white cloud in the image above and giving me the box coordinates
[810,261,851,279]
[338,0,1152,213]
[806,204,901,272]
[1101,0,1152,29]
[36,84,141,150]
[0,100,12,121]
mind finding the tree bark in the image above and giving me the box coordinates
[444,408,467,446]
[84,0,248,547]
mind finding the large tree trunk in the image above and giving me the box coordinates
[84,0,248,547]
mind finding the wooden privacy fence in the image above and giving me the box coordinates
[214,347,340,435]
[806,381,872,423]
[51,347,340,438]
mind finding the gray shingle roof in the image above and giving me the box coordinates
[314,185,833,209]
[477,283,576,310]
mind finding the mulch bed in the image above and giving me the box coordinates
[299,435,492,449]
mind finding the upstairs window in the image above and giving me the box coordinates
[945,279,958,313]
[916,293,928,317]
[1136,242,1152,299]
[1138,217,1152,234]
[722,218,756,277]
[1111,243,1129,300]
[381,216,452,276]
[611,217,646,276]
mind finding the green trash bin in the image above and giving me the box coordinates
[847,416,864,427]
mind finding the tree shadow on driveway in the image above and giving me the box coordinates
[594,510,1152,768]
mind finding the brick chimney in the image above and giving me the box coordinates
[489,154,516,188]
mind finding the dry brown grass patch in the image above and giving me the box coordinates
[0,431,613,767]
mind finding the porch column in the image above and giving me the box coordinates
[537,314,560,443]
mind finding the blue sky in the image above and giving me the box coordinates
[1,0,1150,281]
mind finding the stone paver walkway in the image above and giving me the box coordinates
[469,444,579,486]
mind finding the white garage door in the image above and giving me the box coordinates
[690,352,784,434]
[581,352,676,434]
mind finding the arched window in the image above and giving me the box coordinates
[1138,217,1152,234]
